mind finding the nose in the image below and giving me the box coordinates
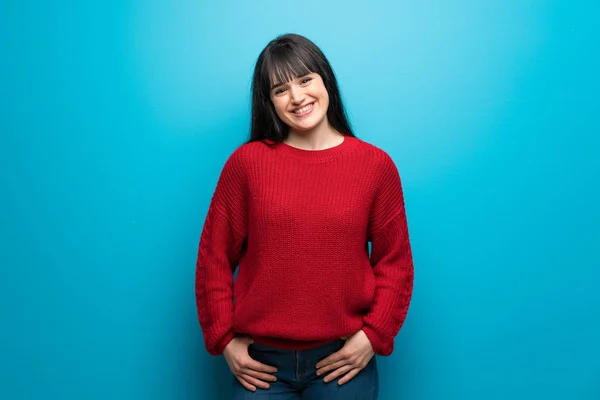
[289,85,305,105]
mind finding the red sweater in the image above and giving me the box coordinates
[195,135,414,356]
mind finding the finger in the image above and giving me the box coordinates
[316,359,349,376]
[237,376,257,392]
[316,350,347,369]
[240,373,271,390]
[243,369,278,382]
[337,368,361,386]
[323,364,353,383]
[245,358,278,373]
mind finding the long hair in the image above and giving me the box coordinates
[248,33,355,144]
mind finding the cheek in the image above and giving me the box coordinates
[271,101,286,119]
[320,92,330,112]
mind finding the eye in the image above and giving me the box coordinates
[301,77,312,84]
[274,87,286,95]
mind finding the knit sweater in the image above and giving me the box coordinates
[195,135,414,356]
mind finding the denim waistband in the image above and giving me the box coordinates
[250,338,346,354]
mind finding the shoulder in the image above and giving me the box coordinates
[352,137,399,173]
[220,140,261,169]
[217,140,274,182]
[224,140,271,166]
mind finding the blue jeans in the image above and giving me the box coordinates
[231,339,379,399]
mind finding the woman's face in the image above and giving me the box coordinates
[269,72,329,133]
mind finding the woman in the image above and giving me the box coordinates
[195,33,414,399]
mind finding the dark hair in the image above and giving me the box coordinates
[247,33,355,144]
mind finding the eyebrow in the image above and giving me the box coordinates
[270,74,312,91]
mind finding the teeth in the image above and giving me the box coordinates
[294,103,313,114]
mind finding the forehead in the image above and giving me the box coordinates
[270,72,314,89]
[267,57,314,87]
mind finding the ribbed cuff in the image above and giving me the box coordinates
[362,325,393,356]
[214,331,236,356]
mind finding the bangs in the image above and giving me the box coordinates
[263,45,320,89]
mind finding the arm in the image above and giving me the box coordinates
[195,150,247,355]
[362,153,414,356]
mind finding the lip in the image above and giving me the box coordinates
[290,102,315,117]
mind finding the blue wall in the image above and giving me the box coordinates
[2,1,599,399]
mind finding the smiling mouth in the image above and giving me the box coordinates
[291,102,315,116]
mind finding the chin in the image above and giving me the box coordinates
[291,116,326,132]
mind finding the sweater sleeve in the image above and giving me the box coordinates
[195,149,248,356]
[362,153,414,356]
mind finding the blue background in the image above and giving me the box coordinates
[2,1,599,399]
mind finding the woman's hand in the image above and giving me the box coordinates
[315,330,375,385]
[223,336,278,392]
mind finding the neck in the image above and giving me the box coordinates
[285,120,344,151]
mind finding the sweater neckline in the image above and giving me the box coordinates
[266,135,359,163]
